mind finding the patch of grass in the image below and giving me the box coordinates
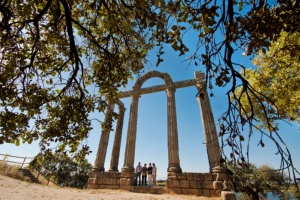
[156,180,166,187]
[0,161,30,182]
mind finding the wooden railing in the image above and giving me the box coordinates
[0,153,65,187]
[0,153,34,168]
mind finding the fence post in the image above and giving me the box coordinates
[3,154,8,164]
[21,156,27,168]
[47,175,51,185]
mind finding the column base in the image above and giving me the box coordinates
[121,165,134,173]
[92,166,105,172]
[108,168,119,172]
[212,166,226,173]
[168,164,182,173]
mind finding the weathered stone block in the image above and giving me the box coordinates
[187,173,194,180]
[180,180,189,188]
[203,181,214,189]
[168,175,177,180]
[167,172,177,177]
[112,178,120,185]
[120,178,129,185]
[177,173,187,180]
[203,173,213,181]
[87,184,100,189]
[99,185,120,189]
[210,189,221,197]
[190,180,202,189]
[129,178,136,185]
[216,172,227,181]
[223,180,234,191]
[97,171,104,178]
[212,173,218,181]
[182,188,200,195]
[109,172,120,178]
[194,173,203,181]
[221,191,236,200]
[213,181,223,191]
[87,178,96,184]
[172,179,180,187]
[100,177,114,185]
[167,188,182,194]
[120,185,135,191]
[166,179,173,187]
[88,171,97,178]
[200,189,210,197]
[104,172,111,177]
[121,172,135,178]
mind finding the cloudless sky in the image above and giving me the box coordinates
[1,25,300,181]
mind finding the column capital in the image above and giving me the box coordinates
[166,85,176,94]
[194,71,205,80]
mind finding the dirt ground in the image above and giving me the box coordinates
[0,174,222,200]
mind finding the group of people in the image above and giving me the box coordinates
[135,162,157,186]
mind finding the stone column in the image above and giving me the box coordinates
[108,103,126,172]
[92,103,115,172]
[194,72,221,171]
[121,92,139,173]
[166,86,182,172]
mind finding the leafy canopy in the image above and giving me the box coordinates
[234,31,300,130]
[1,1,300,187]
[230,164,291,200]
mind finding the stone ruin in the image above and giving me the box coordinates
[87,71,236,200]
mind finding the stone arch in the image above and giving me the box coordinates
[121,70,181,174]
[134,71,173,89]
[87,71,233,199]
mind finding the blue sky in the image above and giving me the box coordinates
[1,41,299,181]
[1,5,300,180]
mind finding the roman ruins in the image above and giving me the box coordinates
[88,71,235,200]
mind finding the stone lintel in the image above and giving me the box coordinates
[119,79,204,98]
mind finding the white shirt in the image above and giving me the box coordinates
[152,166,157,175]
[135,164,142,173]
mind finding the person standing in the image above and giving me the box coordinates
[152,163,157,186]
[142,163,148,186]
[135,162,143,186]
[147,163,153,186]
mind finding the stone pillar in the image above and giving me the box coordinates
[121,91,139,173]
[108,103,126,172]
[195,71,221,172]
[166,86,182,172]
[92,103,115,172]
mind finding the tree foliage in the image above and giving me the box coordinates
[1,0,299,189]
[234,31,300,130]
[230,164,291,200]
[0,0,159,159]
[30,153,92,188]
